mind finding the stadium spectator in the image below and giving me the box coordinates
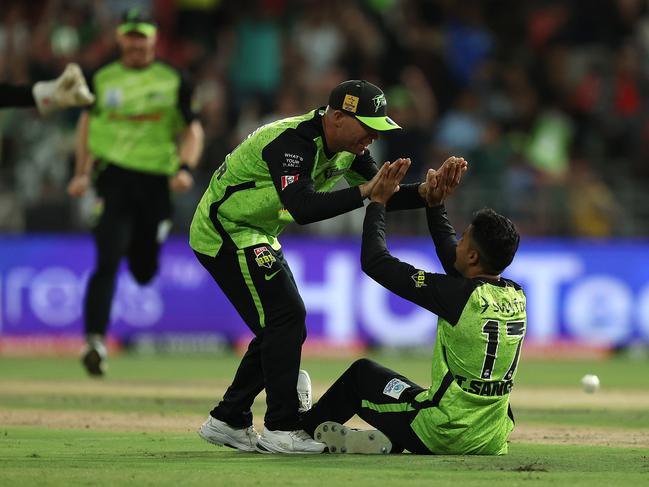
[1,0,648,235]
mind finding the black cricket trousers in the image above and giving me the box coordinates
[84,163,171,336]
[301,358,431,454]
[195,244,306,432]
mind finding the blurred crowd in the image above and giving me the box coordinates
[1,0,649,237]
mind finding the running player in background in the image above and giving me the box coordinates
[301,157,527,455]
[67,8,204,376]
[0,63,94,114]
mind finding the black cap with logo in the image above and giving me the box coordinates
[328,80,401,131]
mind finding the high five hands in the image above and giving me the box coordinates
[425,156,468,207]
[369,158,411,205]
[369,156,468,207]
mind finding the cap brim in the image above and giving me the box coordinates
[117,23,157,37]
[355,115,401,131]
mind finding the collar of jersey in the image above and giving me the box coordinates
[315,107,336,160]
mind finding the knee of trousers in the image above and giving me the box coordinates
[270,298,306,328]
[91,261,121,280]
[349,358,378,378]
[265,306,307,342]
[129,263,158,285]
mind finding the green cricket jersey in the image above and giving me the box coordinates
[87,60,194,175]
[361,203,526,455]
[190,108,424,256]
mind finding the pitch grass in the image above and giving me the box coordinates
[2,428,648,487]
[1,353,649,486]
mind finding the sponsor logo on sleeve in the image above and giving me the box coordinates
[383,378,411,399]
[342,94,359,113]
[253,246,277,269]
[411,270,427,288]
[281,174,299,190]
[283,153,304,168]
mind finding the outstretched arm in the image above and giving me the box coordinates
[360,201,474,324]
[345,152,426,211]
[264,131,391,225]
[32,63,95,115]
[0,83,35,108]
[424,157,468,275]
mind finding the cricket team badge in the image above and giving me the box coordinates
[254,246,276,269]
[281,174,299,190]
[411,270,427,288]
[372,93,387,112]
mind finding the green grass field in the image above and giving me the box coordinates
[1,352,648,486]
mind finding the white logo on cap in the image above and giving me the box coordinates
[372,94,387,113]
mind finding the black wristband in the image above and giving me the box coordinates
[178,163,193,175]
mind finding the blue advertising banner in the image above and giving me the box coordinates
[0,235,648,346]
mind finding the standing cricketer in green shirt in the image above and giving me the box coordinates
[67,8,204,377]
[192,80,440,454]
[302,157,527,455]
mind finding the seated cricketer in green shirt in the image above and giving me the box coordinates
[301,158,527,455]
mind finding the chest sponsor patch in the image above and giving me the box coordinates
[383,378,411,399]
[281,174,299,190]
[411,270,427,288]
[105,88,123,108]
[253,246,276,269]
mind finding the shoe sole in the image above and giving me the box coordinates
[198,426,257,452]
[314,422,392,454]
[82,349,105,377]
[255,437,324,454]
[254,440,274,454]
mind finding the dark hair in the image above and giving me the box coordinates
[470,208,520,274]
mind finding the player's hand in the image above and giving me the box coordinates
[426,157,465,206]
[170,170,194,193]
[359,161,389,198]
[417,156,468,202]
[370,158,411,206]
[33,63,95,116]
[425,156,468,206]
[67,174,91,198]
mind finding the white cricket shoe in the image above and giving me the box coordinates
[256,429,325,454]
[198,416,260,452]
[314,422,392,454]
[33,63,95,115]
[297,369,312,412]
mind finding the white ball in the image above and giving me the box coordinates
[581,374,600,393]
